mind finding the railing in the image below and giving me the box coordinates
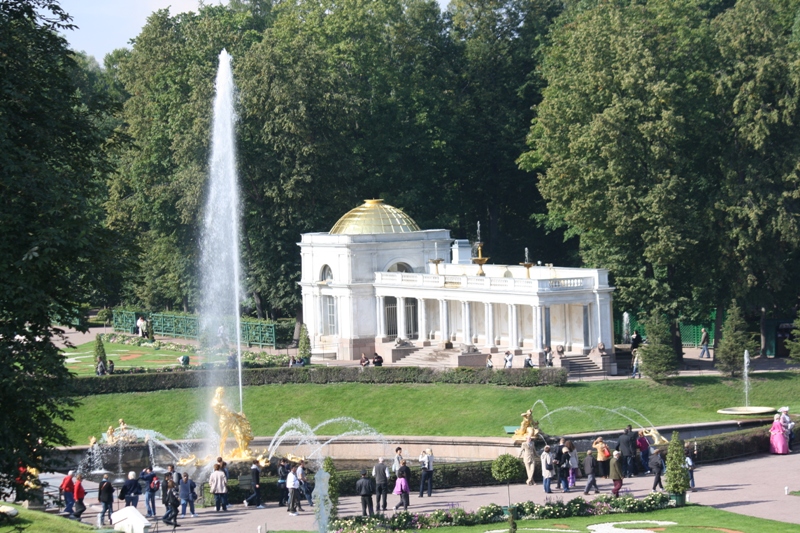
[112,310,276,347]
[374,272,594,293]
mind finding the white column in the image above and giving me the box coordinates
[462,301,471,344]
[334,296,341,336]
[397,296,407,340]
[583,304,591,354]
[534,305,543,351]
[508,304,518,348]
[317,294,324,335]
[418,298,427,341]
[485,303,495,348]
[377,296,386,337]
[564,304,570,351]
[544,306,551,349]
[440,299,449,341]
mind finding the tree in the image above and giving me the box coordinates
[491,453,525,508]
[94,335,107,366]
[0,0,113,499]
[640,311,678,382]
[664,431,689,499]
[786,311,800,363]
[298,324,311,361]
[715,302,756,377]
[519,0,722,346]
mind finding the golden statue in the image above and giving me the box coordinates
[512,409,541,444]
[284,452,305,464]
[89,436,97,447]
[106,426,116,445]
[212,387,254,460]
[643,428,669,445]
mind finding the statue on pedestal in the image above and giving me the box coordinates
[512,409,541,444]
[212,387,254,459]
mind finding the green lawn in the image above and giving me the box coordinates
[424,505,797,533]
[62,372,800,443]
[0,503,96,533]
[63,341,211,376]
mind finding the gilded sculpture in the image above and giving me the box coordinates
[512,409,541,444]
[212,386,254,459]
[643,427,669,445]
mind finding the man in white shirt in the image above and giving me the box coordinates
[392,447,403,476]
[504,351,513,368]
[286,464,304,515]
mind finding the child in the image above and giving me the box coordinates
[392,471,410,511]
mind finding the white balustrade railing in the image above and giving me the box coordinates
[374,272,595,293]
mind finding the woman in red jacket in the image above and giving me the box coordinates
[73,474,87,518]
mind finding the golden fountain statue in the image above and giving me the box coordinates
[643,427,669,445]
[211,386,254,460]
[512,409,541,444]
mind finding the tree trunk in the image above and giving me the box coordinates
[253,291,264,320]
[182,295,189,313]
[760,307,767,357]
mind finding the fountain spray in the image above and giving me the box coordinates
[201,49,244,412]
[743,349,750,408]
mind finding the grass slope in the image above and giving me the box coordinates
[62,372,800,443]
[0,504,96,532]
[62,341,194,375]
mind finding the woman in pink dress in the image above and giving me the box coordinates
[770,414,789,454]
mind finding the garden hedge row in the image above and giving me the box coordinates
[70,366,568,395]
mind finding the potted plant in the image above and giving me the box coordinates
[491,453,525,518]
[664,431,690,506]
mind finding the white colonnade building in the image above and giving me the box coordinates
[299,200,615,370]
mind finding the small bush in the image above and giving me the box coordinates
[94,334,107,366]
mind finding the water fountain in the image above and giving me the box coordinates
[200,48,245,412]
[717,349,775,415]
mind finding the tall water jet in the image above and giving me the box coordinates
[200,49,244,412]
[743,349,750,408]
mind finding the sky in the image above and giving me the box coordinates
[58,0,448,64]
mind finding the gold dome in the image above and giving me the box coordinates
[330,199,421,235]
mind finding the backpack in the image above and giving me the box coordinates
[150,478,160,491]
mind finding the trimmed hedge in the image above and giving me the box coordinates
[69,366,568,395]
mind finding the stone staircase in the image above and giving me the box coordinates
[560,353,607,379]
[392,344,461,367]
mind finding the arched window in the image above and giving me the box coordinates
[320,265,333,282]
[387,262,413,273]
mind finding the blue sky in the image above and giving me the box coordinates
[59,0,448,64]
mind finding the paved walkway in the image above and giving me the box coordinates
[47,450,800,531]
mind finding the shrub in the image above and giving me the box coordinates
[786,311,800,363]
[322,456,339,518]
[640,311,678,381]
[491,454,526,507]
[715,302,756,377]
[298,323,310,360]
[96,308,112,326]
[664,431,690,495]
[93,334,107,366]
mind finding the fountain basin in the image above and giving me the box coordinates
[716,406,776,415]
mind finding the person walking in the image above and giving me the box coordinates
[397,459,411,483]
[503,351,513,368]
[286,464,304,515]
[630,330,642,352]
[356,469,374,516]
[161,473,173,523]
[617,426,636,477]
[770,414,789,454]
[685,447,696,492]
[566,440,579,488]
[372,457,390,512]
[698,328,711,358]
[630,349,641,378]
[392,471,410,511]
[418,449,434,497]
[72,474,87,519]
[178,472,197,518]
[119,471,142,509]
[524,353,534,367]
[163,480,181,527]
[610,451,624,497]
[553,438,566,489]
[59,471,75,516]
[486,354,494,368]
[593,437,611,478]
[779,407,794,452]
[582,449,600,495]
[518,434,537,485]
[649,449,665,491]
[297,460,314,507]
[98,474,115,526]
[244,459,264,508]
[209,463,228,512]
[637,431,651,474]
[392,447,404,477]
[277,458,290,507]
[540,445,554,493]
[140,467,159,518]
[558,446,571,492]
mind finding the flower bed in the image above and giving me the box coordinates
[329,493,671,532]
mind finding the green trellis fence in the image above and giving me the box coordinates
[111,309,275,348]
[614,311,717,348]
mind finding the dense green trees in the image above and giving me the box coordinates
[521,0,800,349]
[0,0,114,497]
